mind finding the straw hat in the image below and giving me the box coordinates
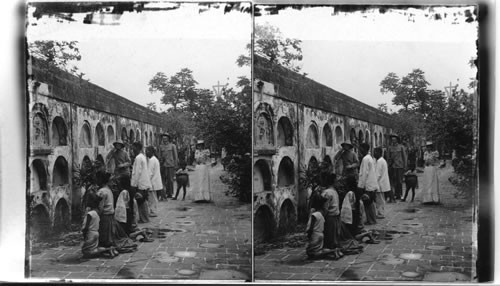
[341,140,353,148]
[113,139,125,148]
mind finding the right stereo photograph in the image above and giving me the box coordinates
[252,5,479,282]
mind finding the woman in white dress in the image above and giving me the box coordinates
[421,142,440,204]
[191,140,212,202]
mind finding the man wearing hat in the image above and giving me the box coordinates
[159,133,178,200]
[334,140,364,233]
[105,139,131,178]
[387,134,407,201]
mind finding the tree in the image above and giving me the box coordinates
[377,103,388,113]
[380,69,430,113]
[148,68,198,111]
[252,23,303,72]
[146,102,157,112]
[28,40,84,77]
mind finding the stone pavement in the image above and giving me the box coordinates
[29,164,252,281]
[255,163,476,282]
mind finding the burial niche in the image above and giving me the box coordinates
[322,123,333,147]
[253,160,272,193]
[254,205,276,242]
[277,157,294,187]
[51,116,67,146]
[306,124,319,148]
[277,116,293,147]
[52,156,69,186]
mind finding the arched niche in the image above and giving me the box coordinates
[255,112,274,147]
[277,116,293,147]
[322,123,333,147]
[379,132,383,146]
[277,156,294,187]
[80,121,92,148]
[129,129,135,143]
[306,123,319,148]
[52,156,69,186]
[254,205,276,242]
[107,125,115,145]
[358,130,364,144]
[144,131,148,146]
[33,112,49,146]
[81,156,92,174]
[365,130,370,145]
[253,160,272,193]
[308,156,319,172]
[136,129,141,142]
[95,123,105,146]
[30,159,48,192]
[53,198,70,232]
[121,127,128,142]
[334,126,343,146]
[323,155,332,170]
[51,116,67,146]
[374,133,378,147]
[278,199,296,235]
[150,131,153,146]
[96,154,105,172]
[350,128,356,143]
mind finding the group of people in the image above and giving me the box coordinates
[305,134,442,259]
[81,133,195,258]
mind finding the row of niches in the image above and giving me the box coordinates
[30,154,106,193]
[254,154,336,194]
[32,111,157,149]
[255,111,388,149]
[254,156,296,192]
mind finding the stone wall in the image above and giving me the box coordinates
[253,56,393,241]
[27,60,166,231]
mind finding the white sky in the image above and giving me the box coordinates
[256,6,478,111]
[26,3,251,110]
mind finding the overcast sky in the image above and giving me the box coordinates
[26,3,251,111]
[255,6,478,111]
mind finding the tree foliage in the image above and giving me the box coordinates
[28,40,84,77]
[380,68,475,159]
[148,68,198,111]
[380,69,430,113]
[253,23,303,72]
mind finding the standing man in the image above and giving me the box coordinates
[334,140,361,233]
[105,139,131,179]
[159,133,178,200]
[374,147,390,219]
[358,143,379,225]
[146,146,161,218]
[387,134,407,201]
[131,142,152,223]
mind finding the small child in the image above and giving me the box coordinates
[403,163,419,202]
[174,161,190,201]
[82,192,116,258]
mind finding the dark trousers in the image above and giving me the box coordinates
[389,168,404,199]
[175,174,189,200]
[404,176,418,202]
[353,187,365,235]
[162,167,175,198]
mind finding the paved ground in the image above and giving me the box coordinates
[29,164,252,281]
[255,163,476,282]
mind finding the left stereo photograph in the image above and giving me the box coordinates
[25,2,252,281]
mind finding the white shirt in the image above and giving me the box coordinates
[358,153,379,192]
[376,157,391,192]
[148,155,163,191]
[131,153,152,190]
